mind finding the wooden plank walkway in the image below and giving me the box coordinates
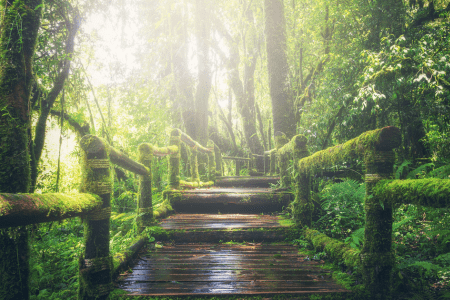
[116,178,350,296]
[116,243,349,296]
[160,214,284,230]
[167,187,292,214]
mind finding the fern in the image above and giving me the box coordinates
[426,164,450,179]
[407,163,435,179]
[345,227,365,249]
[316,179,365,238]
[393,215,415,231]
[395,160,412,179]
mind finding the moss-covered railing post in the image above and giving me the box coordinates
[214,142,222,177]
[235,159,241,176]
[169,129,181,189]
[79,135,113,300]
[362,132,399,299]
[137,143,153,231]
[190,147,200,182]
[268,149,277,175]
[278,135,310,226]
[275,131,289,187]
[207,140,216,182]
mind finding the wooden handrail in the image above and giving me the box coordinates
[0,193,102,228]
[81,135,149,175]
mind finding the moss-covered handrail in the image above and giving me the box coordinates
[0,193,102,229]
[303,228,361,268]
[152,145,178,157]
[223,156,251,161]
[374,178,450,208]
[81,134,149,176]
[168,129,217,187]
[294,126,402,299]
[172,128,212,153]
[298,126,401,174]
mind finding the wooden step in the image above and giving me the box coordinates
[166,188,292,214]
[215,176,280,188]
[116,243,350,296]
[153,214,293,243]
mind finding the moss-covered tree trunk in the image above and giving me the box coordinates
[264,0,296,140]
[169,129,181,189]
[79,136,113,300]
[193,0,212,178]
[171,3,194,129]
[194,0,211,147]
[212,4,264,158]
[0,1,42,299]
[362,150,395,299]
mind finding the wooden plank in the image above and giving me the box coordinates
[215,176,280,188]
[159,214,288,230]
[116,243,350,296]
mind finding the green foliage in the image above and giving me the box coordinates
[29,219,83,300]
[315,179,365,238]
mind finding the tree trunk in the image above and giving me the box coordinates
[0,2,42,299]
[264,0,296,139]
[171,2,195,130]
[194,0,212,147]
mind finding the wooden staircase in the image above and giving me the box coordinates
[115,176,351,297]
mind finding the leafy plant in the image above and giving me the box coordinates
[315,179,365,238]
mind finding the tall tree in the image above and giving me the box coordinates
[264,0,296,139]
[212,1,264,155]
[0,2,42,299]
[194,0,212,146]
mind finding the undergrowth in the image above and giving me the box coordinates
[305,162,450,299]
[29,181,164,300]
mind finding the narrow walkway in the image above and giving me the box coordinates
[115,176,350,297]
[160,213,283,229]
[117,243,348,296]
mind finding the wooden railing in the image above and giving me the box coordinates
[0,129,223,300]
[272,126,450,299]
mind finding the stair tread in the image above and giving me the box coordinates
[116,243,350,296]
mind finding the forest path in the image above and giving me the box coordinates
[115,176,351,297]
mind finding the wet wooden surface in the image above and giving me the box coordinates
[167,188,292,214]
[160,214,285,230]
[116,243,349,296]
[215,176,280,188]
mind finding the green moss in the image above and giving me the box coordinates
[178,180,214,189]
[169,132,181,189]
[373,178,450,208]
[207,140,216,182]
[303,228,361,268]
[298,126,400,174]
[153,200,173,219]
[0,193,102,218]
[190,148,200,182]
[137,143,153,231]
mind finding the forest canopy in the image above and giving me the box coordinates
[1,0,449,194]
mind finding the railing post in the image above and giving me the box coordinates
[235,159,241,176]
[190,148,200,182]
[362,149,395,299]
[169,129,181,189]
[275,131,289,187]
[269,149,276,175]
[207,140,216,182]
[79,135,113,300]
[291,135,311,226]
[137,143,153,231]
[214,142,222,177]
